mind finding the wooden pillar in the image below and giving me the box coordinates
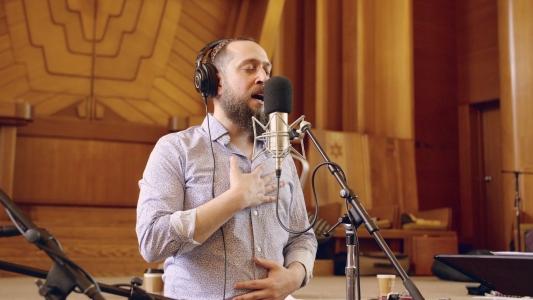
[357,0,414,139]
[0,102,32,223]
[498,0,533,249]
[0,102,32,198]
[315,0,343,130]
[0,127,17,197]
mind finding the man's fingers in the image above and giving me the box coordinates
[232,289,269,300]
[234,278,269,290]
[254,257,280,269]
[265,185,277,196]
[252,164,264,175]
[263,195,276,203]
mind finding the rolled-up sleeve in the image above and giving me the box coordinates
[283,159,318,286]
[136,136,200,263]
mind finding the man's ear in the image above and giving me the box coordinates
[216,73,224,97]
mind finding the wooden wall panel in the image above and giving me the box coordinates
[0,205,158,277]
[456,0,500,104]
[301,0,415,137]
[368,136,418,212]
[274,0,315,125]
[2,0,274,208]
[412,0,459,226]
[13,135,153,206]
[455,0,501,248]
[279,0,419,215]
[259,0,286,56]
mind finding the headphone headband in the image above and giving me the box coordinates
[196,39,233,66]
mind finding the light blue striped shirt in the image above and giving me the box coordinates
[136,115,317,299]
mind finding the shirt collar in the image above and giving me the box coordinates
[201,114,230,145]
[201,114,266,151]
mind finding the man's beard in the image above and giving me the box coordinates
[219,88,267,142]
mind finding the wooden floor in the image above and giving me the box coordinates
[0,275,473,300]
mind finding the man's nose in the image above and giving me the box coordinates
[256,68,269,84]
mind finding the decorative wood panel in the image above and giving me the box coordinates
[0,205,158,277]
[305,129,372,210]
[1,0,247,126]
[304,130,418,216]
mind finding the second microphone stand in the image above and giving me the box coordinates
[298,120,424,300]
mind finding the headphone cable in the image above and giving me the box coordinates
[203,98,227,300]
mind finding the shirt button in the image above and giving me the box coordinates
[257,246,262,253]
[253,210,258,216]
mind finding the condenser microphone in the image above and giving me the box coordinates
[263,76,293,178]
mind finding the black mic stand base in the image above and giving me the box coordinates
[0,260,175,300]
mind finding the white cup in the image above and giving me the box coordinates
[143,268,164,294]
[377,274,396,298]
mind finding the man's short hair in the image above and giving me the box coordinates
[196,37,256,71]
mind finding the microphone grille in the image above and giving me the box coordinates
[264,76,292,115]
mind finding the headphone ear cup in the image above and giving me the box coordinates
[194,63,219,100]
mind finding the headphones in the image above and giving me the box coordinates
[194,37,255,101]
[193,39,232,100]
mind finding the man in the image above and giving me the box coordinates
[136,38,317,300]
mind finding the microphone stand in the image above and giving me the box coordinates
[297,121,425,300]
[324,212,361,300]
[513,171,522,251]
[0,189,174,300]
[502,170,533,251]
